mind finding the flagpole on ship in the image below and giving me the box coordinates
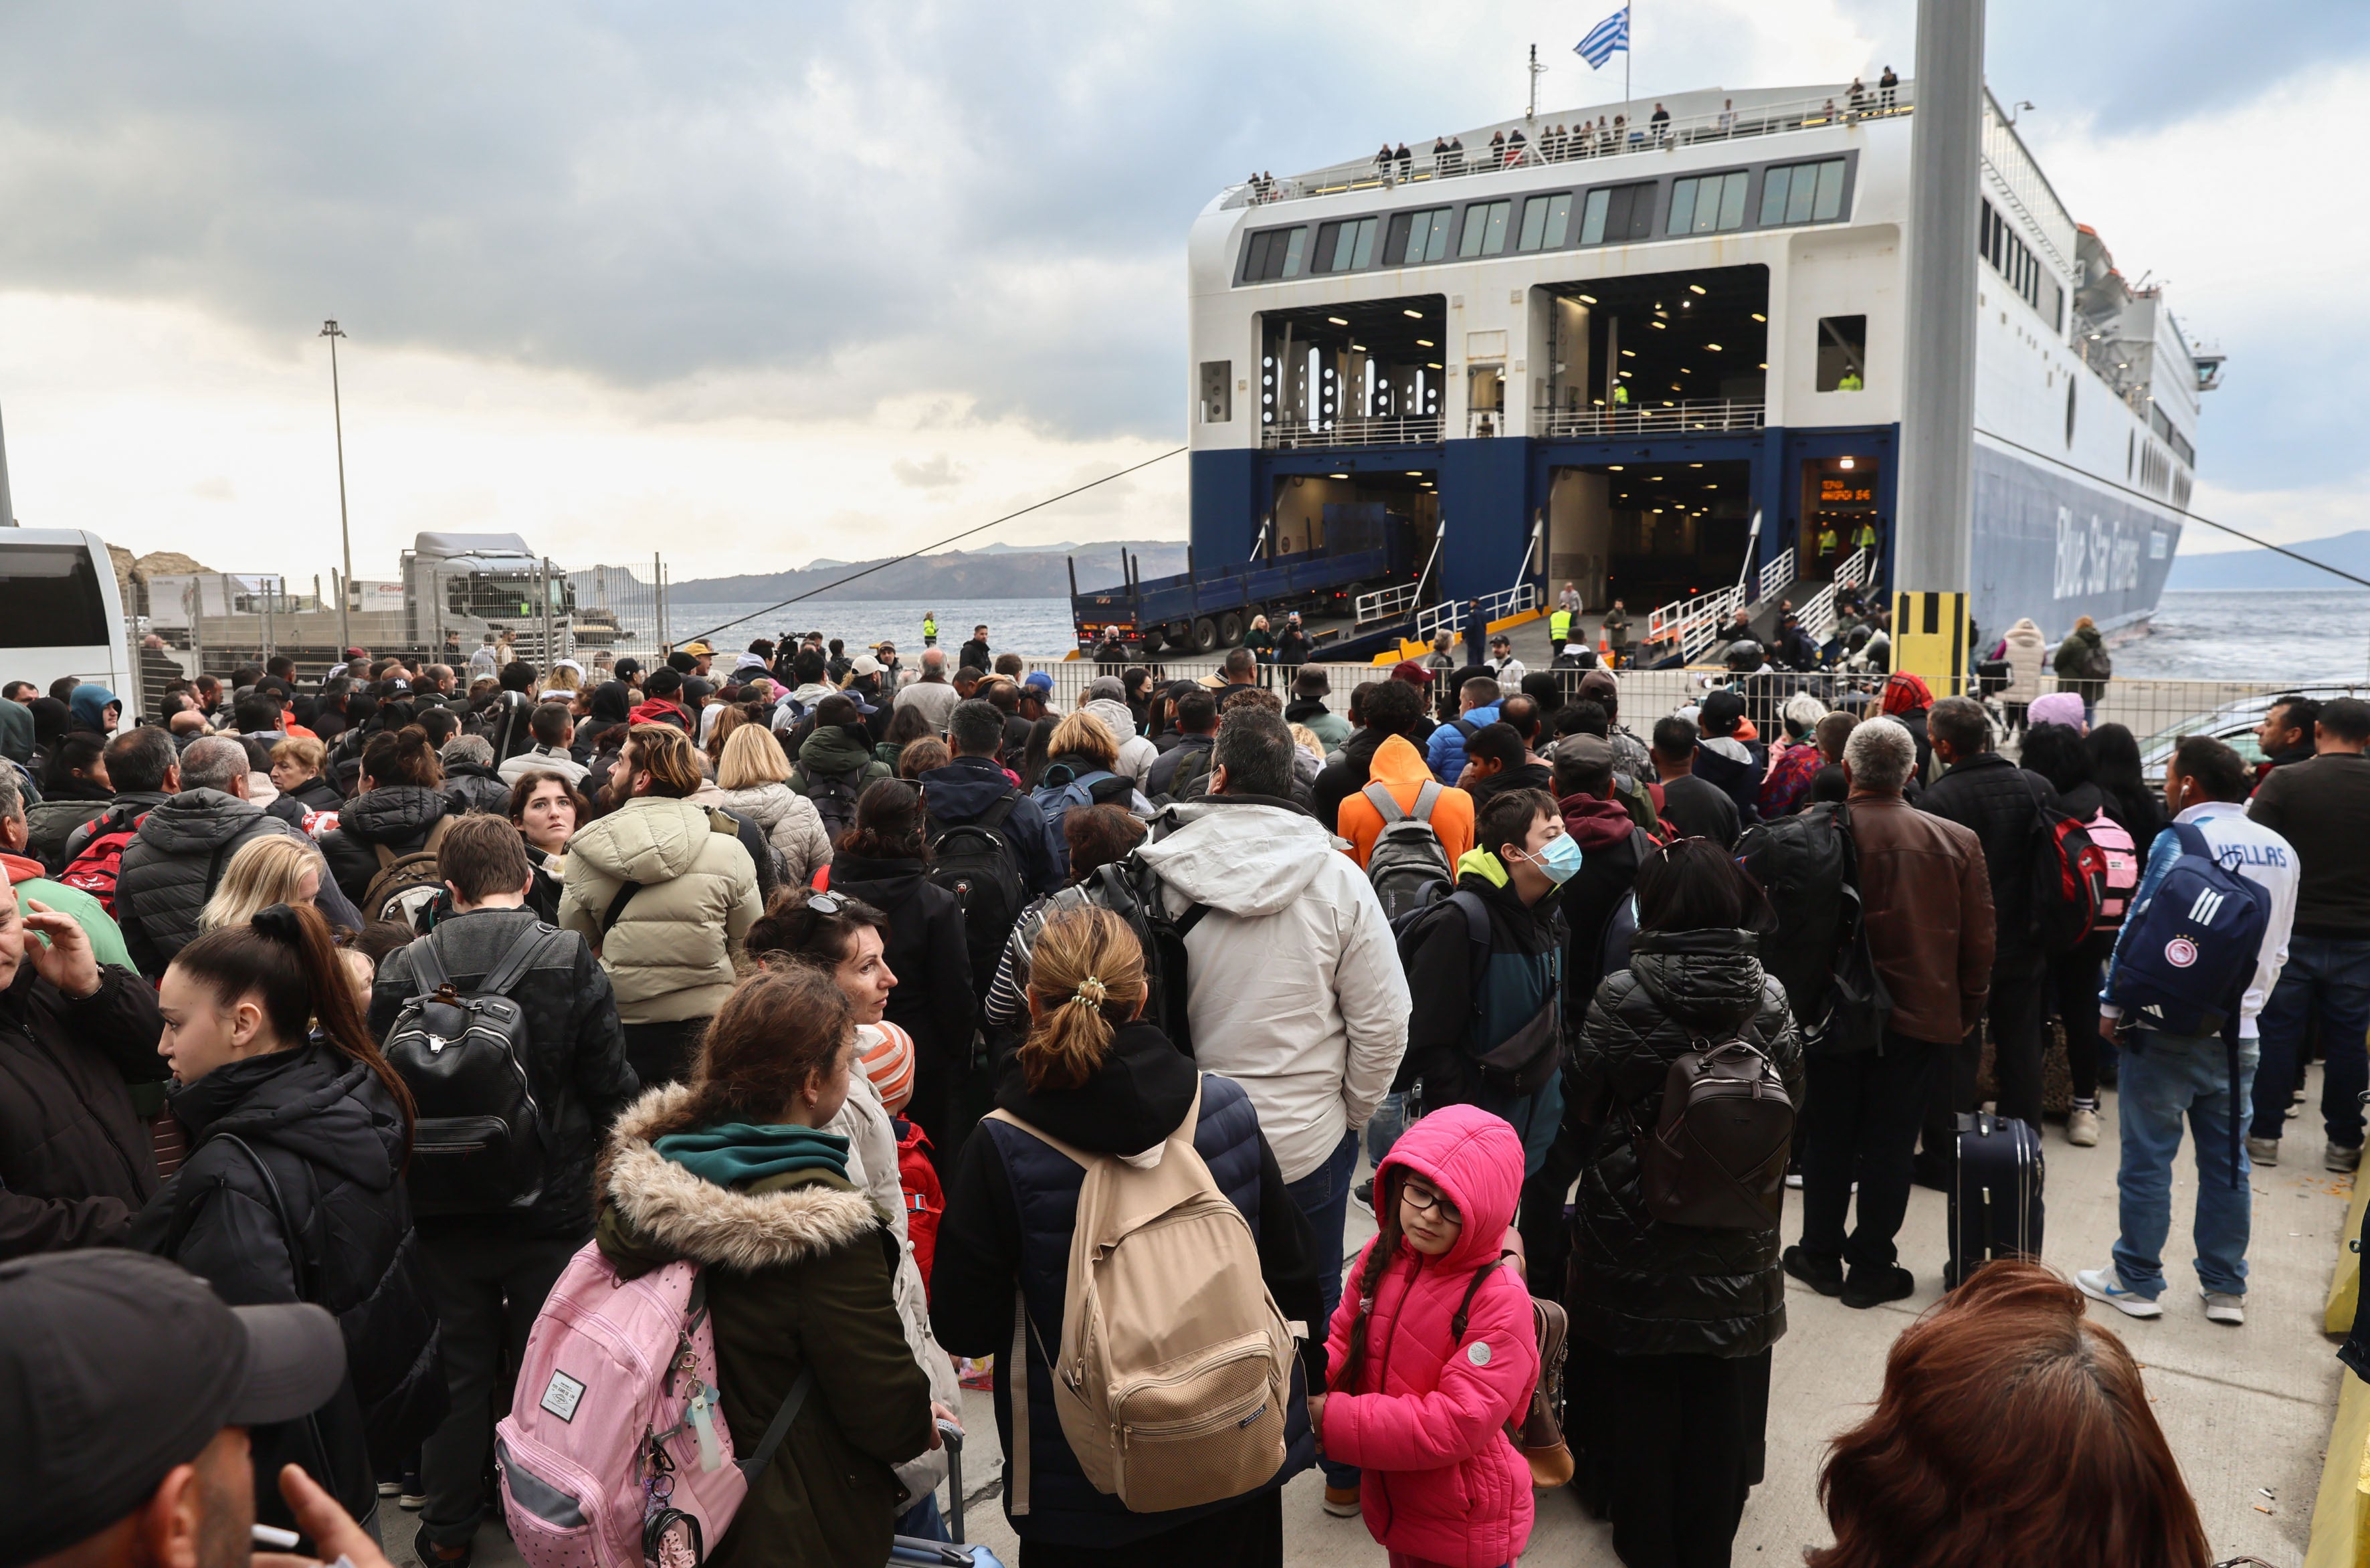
[1625,2,1632,103]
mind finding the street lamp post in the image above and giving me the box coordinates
[320,320,355,660]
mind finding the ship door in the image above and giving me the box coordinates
[1800,456,1882,579]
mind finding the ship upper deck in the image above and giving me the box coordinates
[1221,82,1916,213]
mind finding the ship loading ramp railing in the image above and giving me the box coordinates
[1070,511,1429,660]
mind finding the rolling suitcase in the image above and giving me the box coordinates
[890,1420,1007,1566]
[1946,1110,2043,1290]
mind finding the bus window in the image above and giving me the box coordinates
[0,545,111,648]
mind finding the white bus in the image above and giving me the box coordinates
[0,529,134,726]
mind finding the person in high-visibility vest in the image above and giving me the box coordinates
[1851,518,1880,556]
[1549,606,1574,646]
[1815,522,1840,561]
[921,611,939,647]
[1612,381,1630,406]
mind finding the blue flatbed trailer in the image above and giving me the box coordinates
[1070,543,1400,655]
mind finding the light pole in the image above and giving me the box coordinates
[320,319,354,659]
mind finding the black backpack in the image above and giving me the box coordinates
[1084,854,1209,1055]
[1737,803,1850,1027]
[802,766,868,842]
[1634,1036,1794,1230]
[381,921,556,1216]
[1392,890,1561,1098]
[926,795,1029,997]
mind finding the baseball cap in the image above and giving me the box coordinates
[1022,671,1054,694]
[1577,667,1619,703]
[1699,689,1747,735]
[1554,733,1615,773]
[1389,659,1434,686]
[680,640,714,656]
[342,646,367,660]
[0,1251,346,1565]
[850,655,884,678]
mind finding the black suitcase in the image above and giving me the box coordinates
[1946,1111,2043,1289]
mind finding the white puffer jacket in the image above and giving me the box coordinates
[2001,617,2049,704]
[827,1069,959,1505]
[691,779,833,888]
[1136,797,1409,1182]
[558,796,763,1023]
[1082,698,1159,791]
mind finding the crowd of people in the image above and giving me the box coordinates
[0,621,2343,1568]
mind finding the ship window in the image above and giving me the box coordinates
[1815,314,1867,392]
[1759,158,1846,227]
[1516,193,1573,251]
[1383,207,1454,266]
[1242,227,1309,282]
[1459,200,1512,258]
[1669,171,1749,234]
[1578,181,1656,245]
[1315,216,1380,274]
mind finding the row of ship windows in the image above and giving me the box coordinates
[1980,197,2064,332]
[1238,156,1850,282]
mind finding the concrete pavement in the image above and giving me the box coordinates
[381,1064,2348,1567]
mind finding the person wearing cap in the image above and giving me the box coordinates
[1285,668,1350,752]
[1485,633,1526,687]
[1690,689,1765,831]
[626,666,696,734]
[678,641,716,678]
[1016,670,1059,732]
[1571,667,1649,779]
[1,1248,384,1568]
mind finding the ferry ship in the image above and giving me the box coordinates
[1143,80,2216,660]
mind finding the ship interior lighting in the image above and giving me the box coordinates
[1751,313,1767,322]
[1621,349,1636,357]
[1705,342,1722,351]
[1576,294,1597,304]
[1328,473,1349,480]
[1689,284,1708,295]
[1403,308,1424,318]
[1327,316,1349,326]
[1840,457,1856,470]
[1416,338,1434,347]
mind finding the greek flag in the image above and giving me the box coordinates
[1575,6,1630,68]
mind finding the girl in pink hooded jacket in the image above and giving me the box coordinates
[1317,1104,1539,1568]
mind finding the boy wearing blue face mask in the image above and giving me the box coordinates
[1394,787,1575,1189]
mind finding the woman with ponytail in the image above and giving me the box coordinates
[929,906,1325,1564]
[129,902,441,1543]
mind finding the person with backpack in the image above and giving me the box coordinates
[559,724,762,1090]
[1315,673,1438,837]
[921,697,1059,958]
[1423,674,1502,786]
[741,886,963,1537]
[787,692,892,842]
[58,726,181,874]
[1330,691,1475,884]
[983,803,1150,1042]
[1029,711,1151,879]
[1134,707,1406,1518]
[2017,723,2141,1147]
[1917,694,2060,1143]
[318,729,456,921]
[2079,735,2296,1327]
[817,779,975,1171]
[932,904,1322,1563]
[1320,1105,1543,1568]
[590,962,941,1568]
[1785,718,1993,1310]
[128,902,441,1538]
[114,737,317,981]
[1561,838,1799,1565]
[365,815,637,1565]
[690,722,833,888]
[1551,735,1658,1026]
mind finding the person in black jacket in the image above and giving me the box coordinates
[1562,838,1801,1568]
[822,779,975,1173]
[130,902,441,1540]
[269,737,348,816]
[1917,695,2058,1143]
[1690,689,1765,829]
[115,737,315,980]
[320,729,455,915]
[367,815,636,1567]
[931,905,1320,1564]
[436,734,510,815]
[0,879,165,1260]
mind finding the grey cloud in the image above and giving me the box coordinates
[892,453,965,488]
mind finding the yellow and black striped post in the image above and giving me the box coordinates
[1891,590,1970,698]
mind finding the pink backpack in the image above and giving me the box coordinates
[495,1245,813,1568]
[2086,810,2140,930]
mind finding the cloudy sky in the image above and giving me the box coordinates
[0,0,2360,583]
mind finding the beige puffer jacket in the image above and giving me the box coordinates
[690,779,834,888]
[558,796,763,1024]
[2001,617,2048,704]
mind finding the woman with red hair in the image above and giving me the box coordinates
[1810,1260,2213,1568]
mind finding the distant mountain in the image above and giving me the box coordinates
[666,540,1189,603]
[2164,530,2370,591]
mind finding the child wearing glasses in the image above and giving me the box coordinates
[1313,1104,1539,1568]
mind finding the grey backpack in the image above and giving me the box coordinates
[1363,779,1454,922]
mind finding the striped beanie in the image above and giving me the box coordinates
[858,1020,916,1115]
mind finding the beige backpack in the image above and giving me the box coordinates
[986,1080,1299,1514]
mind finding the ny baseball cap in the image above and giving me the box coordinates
[1022,671,1054,694]
[0,1251,346,1566]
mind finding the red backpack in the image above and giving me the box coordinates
[58,807,148,916]
[892,1116,943,1292]
[2031,802,2110,953]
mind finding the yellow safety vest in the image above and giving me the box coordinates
[922,616,938,638]
[1852,522,1878,549]
[1816,528,1839,553]
[1550,609,1573,643]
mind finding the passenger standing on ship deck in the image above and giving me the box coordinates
[1879,65,1898,109]
[1395,142,1411,180]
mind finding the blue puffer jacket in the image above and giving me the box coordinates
[1423,704,1500,785]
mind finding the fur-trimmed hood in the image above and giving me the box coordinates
[601,1083,885,1274]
